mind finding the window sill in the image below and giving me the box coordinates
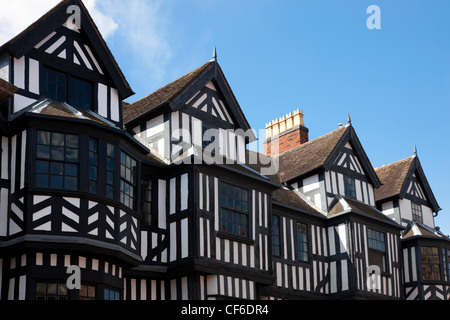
[217,231,255,245]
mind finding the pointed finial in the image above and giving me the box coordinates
[414,144,417,156]
[212,46,217,61]
[347,113,352,125]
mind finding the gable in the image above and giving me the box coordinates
[324,126,380,188]
[400,158,440,213]
[182,81,235,127]
[33,22,105,76]
[1,0,132,99]
[332,141,365,177]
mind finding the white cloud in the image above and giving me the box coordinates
[0,0,119,46]
[97,0,173,83]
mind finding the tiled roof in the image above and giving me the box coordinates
[374,156,415,202]
[402,221,449,240]
[277,126,349,182]
[123,61,214,124]
[329,196,401,227]
[15,99,117,127]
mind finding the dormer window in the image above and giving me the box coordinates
[42,66,93,111]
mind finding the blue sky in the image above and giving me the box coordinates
[2,0,450,233]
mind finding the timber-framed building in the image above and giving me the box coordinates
[0,0,448,300]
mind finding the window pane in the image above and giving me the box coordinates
[65,177,78,191]
[50,175,63,189]
[37,145,50,159]
[36,174,49,188]
[66,135,79,148]
[51,133,65,146]
[51,147,65,161]
[36,160,49,174]
[65,148,78,162]
[50,162,63,175]
[37,131,50,145]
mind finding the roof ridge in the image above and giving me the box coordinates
[374,155,415,171]
[129,61,213,106]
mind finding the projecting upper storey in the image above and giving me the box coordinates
[0,0,133,127]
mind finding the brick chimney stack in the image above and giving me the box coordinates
[264,109,309,157]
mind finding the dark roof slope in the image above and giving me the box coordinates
[123,61,214,124]
[374,156,415,202]
[278,126,349,182]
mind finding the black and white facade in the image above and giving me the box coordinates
[0,0,447,301]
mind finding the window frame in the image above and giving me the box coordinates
[411,202,423,224]
[120,151,138,210]
[35,130,80,191]
[367,228,387,273]
[421,246,441,281]
[42,65,94,111]
[272,215,281,257]
[219,181,250,239]
[344,176,357,199]
[296,222,309,262]
[35,282,68,300]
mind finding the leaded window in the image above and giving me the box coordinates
[421,247,440,281]
[42,66,93,110]
[141,179,152,225]
[368,228,386,272]
[272,215,281,257]
[106,144,115,199]
[79,284,96,300]
[104,288,120,300]
[296,222,308,262]
[35,131,79,191]
[220,182,249,237]
[344,176,356,199]
[35,283,67,300]
[120,151,137,209]
[412,202,423,224]
[88,138,98,194]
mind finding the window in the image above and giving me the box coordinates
[443,248,450,282]
[412,202,423,224]
[35,131,79,191]
[88,138,98,194]
[36,283,67,300]
[106,144,115,199]
[368,229,386,272]
[296,222,308,262]
[104,288,120,300]
[79,284,96,300]
[120,151,137,209]
[344,176,356,199]
[272,215,281,257]
[421,247,440,281]
[42,67,66,102]
[141,179,152,225]
[42,66,93,110]
[68,76,93,110]
[220,182,249,237]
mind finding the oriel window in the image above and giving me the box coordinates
[411,202,423,224]
[220,182,249,237]
[120,151,137,209]
[35,131,79,191]
[421,247,440,281]
[141,179,152,225]
[88,138,98,194]
[368,228,386,272]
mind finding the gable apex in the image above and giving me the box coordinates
[0,0,133,99]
